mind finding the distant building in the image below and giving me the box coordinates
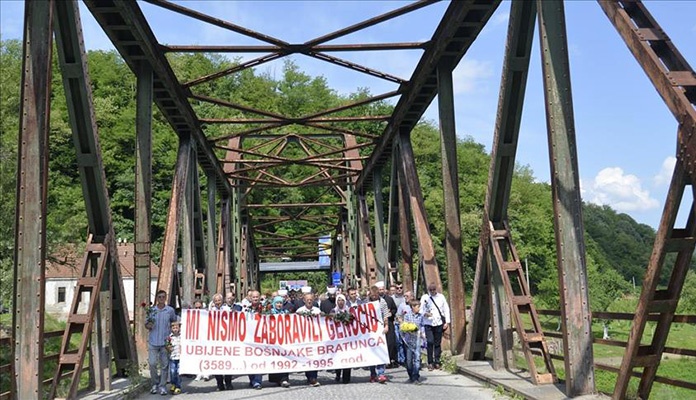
[45,242,159,320]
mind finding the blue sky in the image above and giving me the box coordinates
[2,1,695,229]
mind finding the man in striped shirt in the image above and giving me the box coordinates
[147,290,178,395]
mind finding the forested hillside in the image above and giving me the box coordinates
[1,40,695,314]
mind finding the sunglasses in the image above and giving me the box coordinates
[396,286,403,289]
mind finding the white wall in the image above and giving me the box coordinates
[46,277,158,321]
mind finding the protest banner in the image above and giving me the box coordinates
[179,301,389,375]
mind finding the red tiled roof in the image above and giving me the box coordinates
[45,242,159,279]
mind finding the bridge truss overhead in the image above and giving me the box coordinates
[9,0,696,399]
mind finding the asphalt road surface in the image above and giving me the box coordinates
[137,366,508,400]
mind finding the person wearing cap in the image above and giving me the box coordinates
[294,286,317,310]
[420,283,451,370]
[320,286,337,314]
[376,281,399,369]
[295,292,322,387]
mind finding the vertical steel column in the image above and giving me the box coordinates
[206,174,218,297]
[385,153,402,283]
[437,60,466,354]
[538,0,594,395]
[396,148,415,293]
[372,166,388,282]
[231,188,242,298]
[13,1,53,397]
[346,187,360,288]
[181,147,196,306]
[134,61,152,364]
[357,195,379,285]
[158,135,192,302]
[488,244,514,370]
[597,2,696,397]
[397,128,441,289]
[92,253,112,391]
[464,0,536,366]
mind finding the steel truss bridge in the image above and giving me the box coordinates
[7,0,696,399]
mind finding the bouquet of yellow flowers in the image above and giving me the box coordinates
[400,322,419,333]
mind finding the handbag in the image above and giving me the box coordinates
[429,295,445,326]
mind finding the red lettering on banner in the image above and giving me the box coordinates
[314,316,323,341]
[284,314,292,343]
[269,315,278,345]
[367,303,379,331]
[186,310,199,340]
[325,319,335,340]
[207,311,247,342]
[298,315,308,340]
[292,315,301,343]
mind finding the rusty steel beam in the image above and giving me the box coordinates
[247,202,345,208]
[396,149,415,293]
[598,1,696,177]
[134,61,153,362]
[597,1,696,398]
[397,129,441,289]
[357,0,502,190]
[305,0,438,47]
[385,151,402,283]
[206,174,218,298]
[148,0,434,88]
[13,1,53,397]
[372,166,388,281]
[53,0,136,389]
[538,0,594,395]
[200,116,391,124]
[161,42,427,53]
[158,136,192,301]
[357,195,378,286]
[181,148,197,306]
[83,0,233,196]
[465,0,536,363]
[437,60,466,355]
[190,161,208,286]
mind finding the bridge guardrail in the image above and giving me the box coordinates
[536,309,696,392]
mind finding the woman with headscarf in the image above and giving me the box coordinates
[268,296,291,388]
[331,294,352,384]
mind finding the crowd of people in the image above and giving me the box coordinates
[144,281,451,395]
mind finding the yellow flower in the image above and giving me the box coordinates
[401,322,418,332]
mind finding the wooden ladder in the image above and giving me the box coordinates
[48,235,110,399]
[490,222,556,385]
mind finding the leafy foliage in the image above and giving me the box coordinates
[1,40,694,318]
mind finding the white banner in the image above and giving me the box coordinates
[179,302,389,375]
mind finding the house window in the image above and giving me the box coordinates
[57,287,66,303]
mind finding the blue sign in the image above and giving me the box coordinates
[332,272,342,286]
[318,235,331,267]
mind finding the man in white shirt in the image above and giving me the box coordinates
[420,283,450,370]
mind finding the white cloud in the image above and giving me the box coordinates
[452,59,493,95]
[653,156,676,186]
[582,167,660,212]
[491,11,509,27]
